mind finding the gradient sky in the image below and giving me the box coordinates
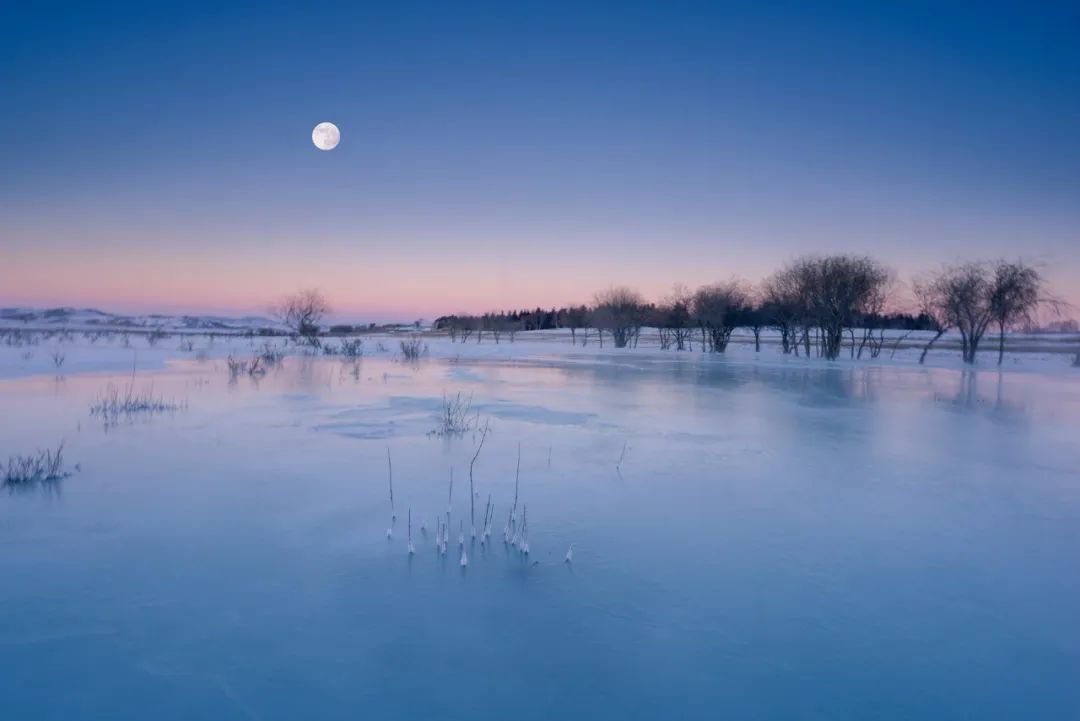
[3,1,1078,322]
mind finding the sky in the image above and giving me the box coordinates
[2,0,1078,322]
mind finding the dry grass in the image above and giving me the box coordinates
[400,337,427,361]
[429,392,480,437]
[3,443,70,491]
[90,382,185,425]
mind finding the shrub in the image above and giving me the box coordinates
[146,328,169,347]
[400,337,427,361]
[340,338,363,358]
[227,356,267,377]
[259,343,285,365]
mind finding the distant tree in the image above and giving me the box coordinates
[761,269,803,354]
[853,271,897,359]
[692,280,750,353]
[780,255,891,360]
[988,261,1046,365]
[592,287,645,348]
[913,260,1051,365]
[735,300,767,352]
[915,263,994,364]
[912,275,952,364]
[562,305,589,345]
[660,284,694,351]
[272,289,329,348]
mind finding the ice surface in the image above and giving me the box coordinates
[1,336,1079,720]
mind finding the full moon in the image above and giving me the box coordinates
[311,122,340,151]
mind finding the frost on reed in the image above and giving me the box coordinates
[338,338,363,359]
[258,343,286,365]
[380,440,562,566]
[3,443,70,492]
[385,447,396,540]
[429,392,481,437]
[399,337,427,361]
[468,421,490,539]
[90,382,185,426]
[227,355,267,378]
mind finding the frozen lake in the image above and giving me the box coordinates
[2,351,1079,720]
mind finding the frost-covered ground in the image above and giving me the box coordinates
[1,322,1078,381]
[2,329,1079,720]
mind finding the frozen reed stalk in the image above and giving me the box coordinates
[460,547,468,568]
[3,442,69,488]
[407,508,415,555]
[386,447,395,520]
[565,544,574,564]
[482,495,493,541]
[520,505,529,555]
[513,442,521,520]
[469,421,489,539]
[458,520,464,548]
[616,441,628,470]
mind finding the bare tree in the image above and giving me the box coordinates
[663,284,694,351]
[592,287,645,348]
[692,280,749,353]
[913,275,951,364]
[988,261,1046,365]
[483,313,502,344]
[781,255,891,360]
[761,269,803,354]
[854,272,897,359]
[272,289,329,348]
[916,263,995,364]
[562,305,589,345]
[732,287,765,352]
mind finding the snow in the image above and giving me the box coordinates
[1,312,1077,381]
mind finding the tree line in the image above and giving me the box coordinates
[273,255,1058,365]
[430,255,1057,365]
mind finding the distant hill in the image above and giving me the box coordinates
[0,307,281,332]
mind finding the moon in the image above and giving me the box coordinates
[312,122,340,151]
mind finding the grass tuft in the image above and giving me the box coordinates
[400,337,427,361]
[90,382,185,425]
[429,392,480,437]
[3,443,70,491]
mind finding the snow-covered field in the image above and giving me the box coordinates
[2,318,1079,719]
[1,316,1078,381]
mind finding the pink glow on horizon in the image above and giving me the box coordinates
[3,245,1078,323]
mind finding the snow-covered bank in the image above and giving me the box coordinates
[1,323,1078,381]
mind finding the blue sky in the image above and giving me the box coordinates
[2,1,1078,319]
